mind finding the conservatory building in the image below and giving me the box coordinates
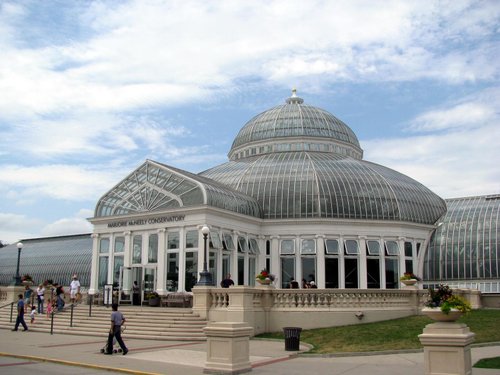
[88,90,447,301]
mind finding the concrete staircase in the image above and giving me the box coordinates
[0,304,208,341]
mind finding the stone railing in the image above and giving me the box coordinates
[192,286,481,335]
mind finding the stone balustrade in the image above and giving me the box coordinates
[192,286,480,335]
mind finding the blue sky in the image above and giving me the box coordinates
[0,0,499,243]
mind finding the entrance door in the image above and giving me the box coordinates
[143,266,156,303]
[131,267,142,305]
[130,266,157,305]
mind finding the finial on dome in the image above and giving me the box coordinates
[286,88,304,104]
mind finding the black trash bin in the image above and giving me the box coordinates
[283,327,302,351]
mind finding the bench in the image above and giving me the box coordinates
[162,292,193,308]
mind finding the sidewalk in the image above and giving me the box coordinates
[0,329,498,375]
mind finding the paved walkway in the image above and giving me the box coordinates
[0,329,499,374]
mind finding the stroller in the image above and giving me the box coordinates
[100,325,126,354]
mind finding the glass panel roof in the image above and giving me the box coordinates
[95,160,262,218]
[201,152,446,224]
[424,194,500,281]
[0,234,92,287]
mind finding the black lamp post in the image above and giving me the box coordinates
[13,242,23,286]
[197,225,214,286]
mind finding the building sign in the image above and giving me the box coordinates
[107,215,185,228]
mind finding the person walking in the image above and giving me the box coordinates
[36,284,45,314]
[104,303,128,355]
[70,274,81,303]
[12,294,28,331]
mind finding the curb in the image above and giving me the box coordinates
[0,352,162,375]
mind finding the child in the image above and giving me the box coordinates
[30,305,37,324]
[46,299,53,318]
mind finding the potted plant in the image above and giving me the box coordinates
[146,291,160,307]
[422,284,472,321]
[400,272,420,286]
[21,274,33,285]
[256,269,275,285]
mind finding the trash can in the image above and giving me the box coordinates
[283,327,302,351]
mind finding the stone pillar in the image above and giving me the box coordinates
[192,286,212,320]
[204,322,254,374]
[418,322,475,375]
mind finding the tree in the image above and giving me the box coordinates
[0,240,8,248]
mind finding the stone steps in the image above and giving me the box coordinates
[0,304,207,341]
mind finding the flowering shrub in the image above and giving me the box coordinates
[21,274,33,282]
[256,269,275,282]
[424,284,472,314]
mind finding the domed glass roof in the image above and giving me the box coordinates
[229,90,363,161]
[200,90,446,224]
[201,152,446,224]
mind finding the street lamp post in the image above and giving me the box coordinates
[13,242,23,286]
[197,225,214,286]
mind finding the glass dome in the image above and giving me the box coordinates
[229,89,363,161]
[201,152,446,224]
[201,90,446,224]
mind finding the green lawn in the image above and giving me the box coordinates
[256,309,500,354]
[474,357,500,369]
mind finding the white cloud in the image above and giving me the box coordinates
[1,1,498,120]
[0,213,43,243]
[0,164,123,202]
[40,217,93,238]
[407,86,500,132]
[363,89,500,198]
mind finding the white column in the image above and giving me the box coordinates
[178,227,186,292]
[295,236,301,284]
[122,231,132,296]
[339,236,345,289]
[270,236,280,284]
[398,236,406,278]
[89,233,100,295]
[156,228,166,295]
[198,226,205,275]
[123,231,131,267]
[258,235,266,272]
[380,238,387,289]
[231,231,239,284]
[358,236,367,289]
[316,235,325,289]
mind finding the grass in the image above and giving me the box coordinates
[256,309,500,354]
[474,357,500,369]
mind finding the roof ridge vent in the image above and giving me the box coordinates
[286,88,304,104]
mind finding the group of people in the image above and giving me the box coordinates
[12,274,81,332]
[289,278,317,289]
